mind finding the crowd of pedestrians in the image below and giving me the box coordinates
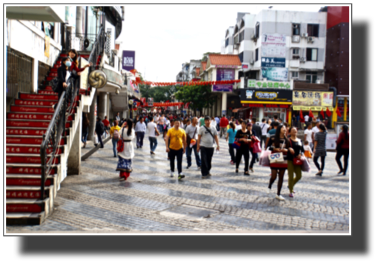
[83,111,349,199]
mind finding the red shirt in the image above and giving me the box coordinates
[336,131,349,149]
[102,119,110,127]
[69,61,86,73]
[219,117,229,128]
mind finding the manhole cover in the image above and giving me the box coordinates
[159,205,219,221]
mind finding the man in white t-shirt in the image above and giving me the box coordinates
[147,116,159,155]
[304,114,309,123]
[260,118,269,149]
[304,123,314,150]
[311,121,321,146]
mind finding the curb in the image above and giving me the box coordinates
[81,136,112,161]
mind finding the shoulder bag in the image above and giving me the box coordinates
[290,139,304,166]
[269,140,288,168]
[187,126,197,145]
[117,128,132,153]
[203,126,216,145]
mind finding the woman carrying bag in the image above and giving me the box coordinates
[116,119,135,181]
[266,124,290,201]
[335,124,349,176]
[287,127,304,198]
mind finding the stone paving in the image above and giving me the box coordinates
[6,131,350,233]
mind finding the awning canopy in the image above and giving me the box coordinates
[232,107,250,113]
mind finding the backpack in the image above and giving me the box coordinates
[113,129,120,140]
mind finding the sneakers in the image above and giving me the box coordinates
[230,161,235,165]
[151,151,155,155]
[119,177,125,181]
[289,193,294,198]
[170,172,174,177]
[275,195,285,201]
[186,165,191,169]
[266,188,271,194]
[178,174,185,180]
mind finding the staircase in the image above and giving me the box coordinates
[6,52,101,225]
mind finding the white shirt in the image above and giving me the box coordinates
[210,120,217,129]
[147,122,157,137]
[135,121,146,132]
[236,124,242,131]
[312,126,319,136]
[304,115,309,122]
[304,129,313,143]
[303,145,311,152]
[118,128,135,159]
[260,123,269,135]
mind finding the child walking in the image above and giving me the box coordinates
[303,140,312,162]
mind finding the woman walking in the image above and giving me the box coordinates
[287,127,304,197]
[313,124,327,176]
[266,124,290,201]
[226,122,237,164]
[81,113,89,148]
[116,119,135,181]
[247,122,258,172]
[235,120,252,175]
[336,124,349,176]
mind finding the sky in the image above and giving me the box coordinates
[119,4,324,82]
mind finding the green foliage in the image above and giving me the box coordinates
[139,84,176,103]
[174,85,216,115]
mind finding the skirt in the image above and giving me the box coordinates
[116,156,132,172]
[304,150,312,158]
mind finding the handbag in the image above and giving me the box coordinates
[269,140,288,169]
[93,135,98,145]
[301,157,311,172]
[290,139,304,166]
[250,136,261,153]
[232,139,241,149]
[259,150,271,167]
[117,128,125,153]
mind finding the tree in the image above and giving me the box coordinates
[174,85,216,116]
[138,84,176,103]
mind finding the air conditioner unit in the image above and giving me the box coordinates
[300,57,306,63]
[249,59,254,65]
[302,33,308,38]
[292,35,300,43]
[307,37,314,43]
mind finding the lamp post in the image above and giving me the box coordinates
[128,99,133,119]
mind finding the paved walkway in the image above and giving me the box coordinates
[7,131,349,233]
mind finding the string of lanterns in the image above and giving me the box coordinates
[138,80,241,87]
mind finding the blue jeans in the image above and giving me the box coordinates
[82,129,88,143]
[136,131,145,147]
[186,145,201,167]
[149,137,158,152]
[249,148,258,169]
[157,124,164,134]
[112,138,118,156]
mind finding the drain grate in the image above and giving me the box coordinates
[159,205,219,221]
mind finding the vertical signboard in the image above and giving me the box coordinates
[148,98,153,107]
[261,33,286,58]
[79,58,90,90]
[213,68,234,92]
[122,50,135,71]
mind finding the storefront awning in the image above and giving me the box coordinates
[232,107,250,113]
[241,101,292,105]
[293,106,334,111]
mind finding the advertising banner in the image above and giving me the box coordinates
[65,6,76,28]
[148,98,153,107]
[79,58,90,90]
[292,91,334,111]
[247,79,292,89]
[44,36,50,58]
[240,89,292,103]
[261,34,286,46]
[261,46,286,57]
[262,67,288,81]
[213,68,234,92]
[326,134,338,150]
[261,57,286,68]
[122,50,135,71]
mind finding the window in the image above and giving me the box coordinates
[239,30,244,42]
[292,48,300,59]
[255,22,260,38]
[291,71,299,78]
[307,24,319,37]
[42,22,55,39]
[234,35,239,44]
[306,72,318,83]
[255,48,259,61]
[293,24,300,35]
[238,52,244,63]
[225,38,229,47]
[306,48,318,61]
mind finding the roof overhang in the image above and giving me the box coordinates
[6,6,65,22]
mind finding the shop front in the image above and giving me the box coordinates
[239,89,293,121]
[292,91,334,127]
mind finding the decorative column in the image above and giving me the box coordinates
[98,92,107,119]
[87,92,97,140]
[221,92,227,116]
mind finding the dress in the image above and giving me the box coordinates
[314,132,327,157]
[116,128,135,173]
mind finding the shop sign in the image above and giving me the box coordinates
[262,67,288,82]
[261,46,286,57]
[261,57,286,68]
[80,58,90,90]
[247,79,291,89]
[326,134,338,150]
[122,50,135,71]
[262,34,286,46]
[213,68,234,92]
[292,91,334,111]
[215,65,239,68]
[240,89,292,103]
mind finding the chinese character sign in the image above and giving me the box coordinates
[122,51,135,71]
[213,69,234,92]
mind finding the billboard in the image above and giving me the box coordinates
[261,33,286,57]
[247,79,292,89]
[240,89,292,103]
[261,46,286,57]
[262,67,288,82]
[261,57,286,68]
[292,91,334,111]
[261,34,286,46]
[122,50,135,71]
[213,68,234,92]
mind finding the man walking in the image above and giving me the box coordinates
[215,115,220,131]
[135,117,146,148]
[260,118,269,149]
[95,117,105,148]
[252,118,262,144]
[219,114,229,138]
[165,119,187,180]
[185,117,201,170]
[147,116,159,155]
[197,116,220,179]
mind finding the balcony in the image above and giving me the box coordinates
[289,59,300,68]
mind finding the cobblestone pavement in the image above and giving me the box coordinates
[7,131,350,233]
